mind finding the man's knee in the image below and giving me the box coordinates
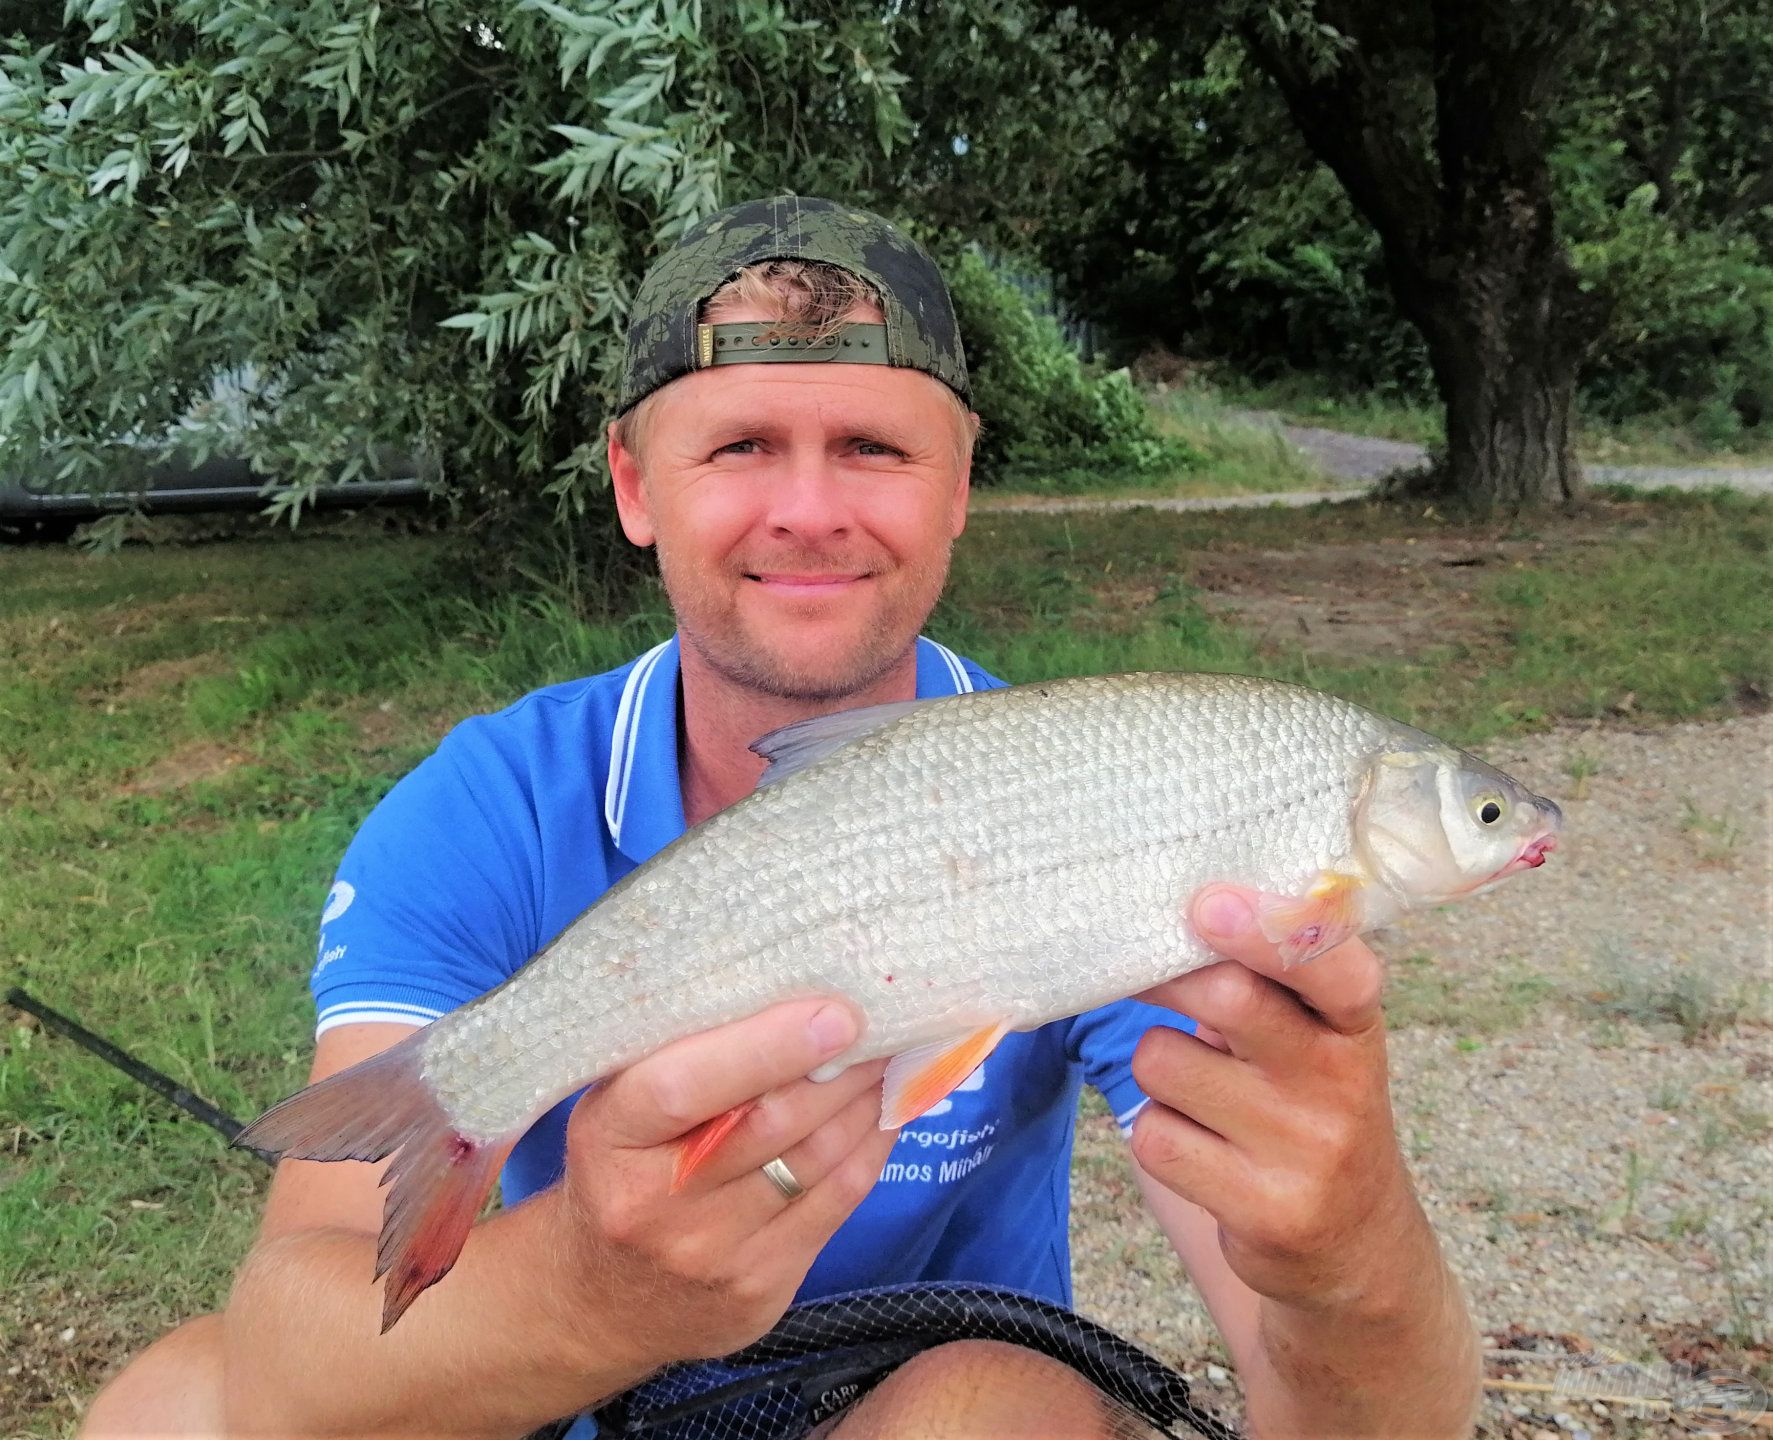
[824,1338,1144,1439]
[80,1311,226,1439]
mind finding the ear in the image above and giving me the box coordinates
[951,411,979,539]
[608,418,655,547]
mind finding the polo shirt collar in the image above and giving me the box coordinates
[604,633,976,864]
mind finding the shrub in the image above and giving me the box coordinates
[944,249,1198,485]
[1568,188,1773,430]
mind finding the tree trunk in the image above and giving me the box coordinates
[1402,256,1588,509]
[1237,1,1612,511]
[1435,333,1580,509]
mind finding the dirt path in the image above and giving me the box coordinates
[972,416,1773,515]
[1070,713,1773,1438]
[1270,413,1773,494]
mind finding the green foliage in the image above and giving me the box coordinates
[1027,8,1773,442]
[1563,175,1773,431]
[945,249,1198,486]
[0,1,924,573]
[1040,38,1433,397]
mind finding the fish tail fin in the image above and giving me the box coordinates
[232,1028,503,1334]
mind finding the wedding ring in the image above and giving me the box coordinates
[760,1156,805,1201]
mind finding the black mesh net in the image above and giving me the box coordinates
[531,1283,1241,1440]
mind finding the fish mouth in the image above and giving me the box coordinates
[1464,800,1563,893]
[1479,811,1563,887]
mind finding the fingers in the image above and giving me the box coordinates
[599,998,861,1149]
[1128,1097,1246,1215]
[745,1081,887,1208]
[757,1120,899,1257]
[1140,958,1322,1068]
[675,1058,890,1193]
[1130,1019,1270,1138]
[1155,885,1386,1039]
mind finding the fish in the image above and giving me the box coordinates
[232,671,1562,1332]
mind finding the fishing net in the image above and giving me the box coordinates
[525,1283,1241,1440]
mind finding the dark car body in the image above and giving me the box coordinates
[2,368,432,540]
[0,449,429,541]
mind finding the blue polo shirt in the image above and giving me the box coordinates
[309,634,1194,1421]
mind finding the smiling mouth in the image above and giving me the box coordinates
[744,572,870,589]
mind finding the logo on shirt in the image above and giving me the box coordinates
[322,881,356,925]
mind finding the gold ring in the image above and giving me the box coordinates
[760,1156,805,1201]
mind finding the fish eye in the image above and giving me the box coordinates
[1475,796,1506,825]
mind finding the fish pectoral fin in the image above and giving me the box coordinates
[1254,872,1367,968]
[670,1099,760,1193]
[880,1022,1010,1129]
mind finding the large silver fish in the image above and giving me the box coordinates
[235,672,1561,1330]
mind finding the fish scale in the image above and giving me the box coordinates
[234,669,1562,1334]
[420,675,1392,1139]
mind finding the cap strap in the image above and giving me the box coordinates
[696,322,890,369]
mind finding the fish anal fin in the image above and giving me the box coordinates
[1255,872,1367,968]
[670,1099,759,1193]
[880,1023,1010,1129]
[230,1027,508,1334]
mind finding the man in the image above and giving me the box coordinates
[84,196,1481,1439]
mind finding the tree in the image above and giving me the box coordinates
[1061,1,1614,509]
[0,1,916,572]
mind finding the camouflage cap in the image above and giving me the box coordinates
[616,194,970,415]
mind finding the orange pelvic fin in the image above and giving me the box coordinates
[670,1099,759,1193]
[230,1028,505,1334]
[1255,871,1367,967]
[880,1022,1010,1129]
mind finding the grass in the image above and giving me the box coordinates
[1210,370,1773,468]
[3,488,1770,1431]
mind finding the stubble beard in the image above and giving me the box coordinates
[658,537,955,704]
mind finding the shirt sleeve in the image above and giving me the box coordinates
[309,719,545,1037]
[1067,998,1199,1137]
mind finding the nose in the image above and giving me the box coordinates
[762,452,852,547]
[1535,796,1564,832]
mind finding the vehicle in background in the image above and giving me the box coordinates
[1,368,432,542]
[0,451,429,542]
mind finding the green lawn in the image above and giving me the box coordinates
[3,490,1769,1431]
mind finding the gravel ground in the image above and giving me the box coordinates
[1069,713,1773,1438]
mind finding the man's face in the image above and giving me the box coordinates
[609,305,973,703]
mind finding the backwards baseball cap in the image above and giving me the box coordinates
[616,194,970,416]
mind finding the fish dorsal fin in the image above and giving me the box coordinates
[750,698,935,786]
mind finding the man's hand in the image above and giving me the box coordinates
[1131,882,1481,1437]
[1130,883,1417,1314]
[547,998,897,1374]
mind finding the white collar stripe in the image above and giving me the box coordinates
[604,638,672,840]
[931,639,973,693]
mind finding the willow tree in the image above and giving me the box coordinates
[0,1,915,566]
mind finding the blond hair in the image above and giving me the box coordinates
[614,259,974,461]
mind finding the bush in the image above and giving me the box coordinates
[1568,187,1773,430]
[944,249,1199,485]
